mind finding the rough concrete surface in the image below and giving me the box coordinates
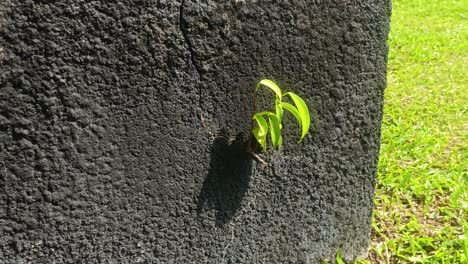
[0,0,391,263]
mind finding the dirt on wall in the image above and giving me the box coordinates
[0,0,391,263]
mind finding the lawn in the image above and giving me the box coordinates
[365,0,467,263]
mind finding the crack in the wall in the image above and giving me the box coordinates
[179,0,205,129]
[146,23,158,66]
[179,0,202,79]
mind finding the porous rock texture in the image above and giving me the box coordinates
[0,0,391,263]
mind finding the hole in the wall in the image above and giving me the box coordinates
[197,131,252,226]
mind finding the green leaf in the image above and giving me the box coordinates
[268,114,281,149]
[252,127,266,152]
[280,102,301,129]
[255,111,275,118]
[252,113,268,152]
[275,99,283,128]
[285,92,310,142]
[256,79,282,99]
[336,248,344,264]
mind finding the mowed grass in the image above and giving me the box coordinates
[364,0,467,263]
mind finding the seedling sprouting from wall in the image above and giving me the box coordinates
[249,79,311,155]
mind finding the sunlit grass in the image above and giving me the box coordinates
[363,0,467,263]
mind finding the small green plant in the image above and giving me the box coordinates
[250,79,311,152]
[336,248,345,264]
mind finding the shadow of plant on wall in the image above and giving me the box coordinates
[197,132,252,226]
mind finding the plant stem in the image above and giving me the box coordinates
[249,152,268,166]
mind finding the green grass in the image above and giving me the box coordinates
[363,0,467,263]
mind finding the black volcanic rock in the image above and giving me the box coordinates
[0,0,391,263]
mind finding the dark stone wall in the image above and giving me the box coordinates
[0,0,391,263]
